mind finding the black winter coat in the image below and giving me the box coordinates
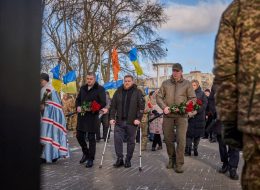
[109,84,145,126]
[76,82,106,132]
[187,86,208,138]
[207,84,222,135]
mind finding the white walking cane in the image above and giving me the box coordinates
[139,125,142,172]
[99,124,112,168]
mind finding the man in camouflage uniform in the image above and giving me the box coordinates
[70,95,77,133]
[213,1,260,189]
[156,63,196,173]
[62,93,76,131]
[140,93,150,151]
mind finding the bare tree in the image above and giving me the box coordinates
[41,0,168,87]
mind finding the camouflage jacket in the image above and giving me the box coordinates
[213,0,260,136]
[62,98,75,115]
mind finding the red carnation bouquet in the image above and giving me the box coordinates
[81,100,101,116]
[170,99,202,115]
[148,101,153,109]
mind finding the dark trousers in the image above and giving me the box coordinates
[114,122,137,160]
[76,130,96,160]
[217,135,239,168]
[96,114,109,140]
[204,115,213,137]
[152,134,162,148]
[186,136,200,150]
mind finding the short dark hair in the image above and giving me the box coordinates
[205,88,211,93]
[149,91,155,96]
[40,73,49,82]
[86,72,96,78]
[124,74,134,80]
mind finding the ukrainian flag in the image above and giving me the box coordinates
[129,48,143,76]
[62,70,77,94]
[104,80,123,98]
[50,64,62,92]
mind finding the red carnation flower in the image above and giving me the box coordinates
[148,102,153,109]
[196,99,202,106]
[91,100,101,113]
[185,101,194,112]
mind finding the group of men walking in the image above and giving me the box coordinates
[40,0,259,189]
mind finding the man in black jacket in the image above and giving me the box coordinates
[109,75,145,168]
[76,72,107,168]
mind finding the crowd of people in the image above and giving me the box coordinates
[39,64,239,178]
[39,0,259,189]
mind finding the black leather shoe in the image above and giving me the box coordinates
[151,147,156,151]
[185,147,191,156]
[124,159,131,168]
[229,168,239,180]
[79,154,88,164]
[52,158,58,163]
[86,160,94,168]
[218,163,229,173]
[113,158,124,168]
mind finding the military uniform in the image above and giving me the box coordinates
[62,95,75,131]
[156,74,196,172]
[70,96,77,132]
[213,0,260,189]
[140,95,150,151]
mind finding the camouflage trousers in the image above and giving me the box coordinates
[66,114,77,131]
[242,134,260,190]
[140,122,148,151]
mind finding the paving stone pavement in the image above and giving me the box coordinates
[41,131,243,190]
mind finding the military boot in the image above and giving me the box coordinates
[166,158,173,169]
[185,147,191,156]
[229,168,239,180]
[175,165,184,173]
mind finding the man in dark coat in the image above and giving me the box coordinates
[209,84,240,180]
[185,80,208,156]
[109,75,145,168]
[76,72,106,168]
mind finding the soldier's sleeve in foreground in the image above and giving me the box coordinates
[156,83,167,109]
[75,87,82,107]
[109,90,117,120]
[213,0,239,122]
[187,81,196,103]
[137,90,145,121]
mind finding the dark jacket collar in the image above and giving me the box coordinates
[118,84,137,91]
[195,86,202,93]
[83,82,99,90]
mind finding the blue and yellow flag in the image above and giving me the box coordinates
[103,80,123,98]
[129,48,143,75]
[62,70,77,94]
[63,71,76,84]
[50,64,60,79]
[50,64,62,92]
